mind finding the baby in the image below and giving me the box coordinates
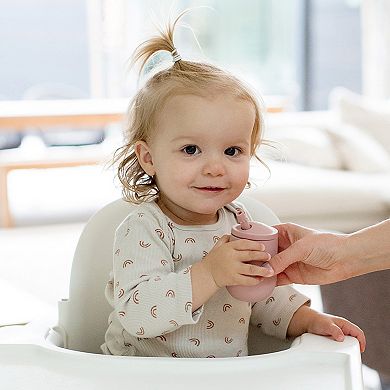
[101,12,365,358]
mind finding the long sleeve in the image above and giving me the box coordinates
[250,286,310,339]
[111,211,203,338]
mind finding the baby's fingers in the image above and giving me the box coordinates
[336,319,366,353]
[231,238,266,252]
[213,235,230,249]
[241,262,274,277]
[234,274,262,287]
[309,316,345,342]
[237,250,271,264]
[326,323,345,342]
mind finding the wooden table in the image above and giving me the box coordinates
[0,98,129,228]
[0,98,128,129]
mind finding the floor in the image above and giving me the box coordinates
[0,222,83,325]
[1,162,120,325]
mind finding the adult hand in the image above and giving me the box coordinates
[268,223,350,285]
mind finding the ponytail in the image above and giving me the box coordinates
[131,10,189,73]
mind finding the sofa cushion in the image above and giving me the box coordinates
[262,126,342,170]
[330,87,390,154]
[264,110,390,173]
[326,124,390,173]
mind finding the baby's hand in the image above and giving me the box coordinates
[201,235,272,288]
[300,308,366,352]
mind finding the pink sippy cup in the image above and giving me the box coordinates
[227,208,278,302]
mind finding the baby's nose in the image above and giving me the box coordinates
[202,158,226,176]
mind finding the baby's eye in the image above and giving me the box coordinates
[224,147,241,156]
[182,145,200,155]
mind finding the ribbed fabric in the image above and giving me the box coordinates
[251,285,311,339]
[101,201,309,358]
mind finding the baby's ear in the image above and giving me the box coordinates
[134,141,156,176]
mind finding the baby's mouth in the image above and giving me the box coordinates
[194,186,225,192]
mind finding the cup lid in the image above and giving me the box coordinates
[231,221,278,241]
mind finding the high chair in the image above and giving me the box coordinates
[0,196,364,389]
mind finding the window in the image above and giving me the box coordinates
[0,0,361,110]
[103,0,301,109]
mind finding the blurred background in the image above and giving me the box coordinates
[0,0,362,108]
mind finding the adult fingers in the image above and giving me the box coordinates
[273,223,293,251]
[273,223,315,251]
[268,247,300,275]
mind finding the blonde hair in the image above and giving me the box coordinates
[113,11,266,204]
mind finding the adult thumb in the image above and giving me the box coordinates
[268,246,299,274]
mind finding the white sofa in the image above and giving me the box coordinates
[245,89,390,233]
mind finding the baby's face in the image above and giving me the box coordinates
[140,93,255,225]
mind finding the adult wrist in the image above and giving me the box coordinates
[346,219,390,276]
[336,233,362,279]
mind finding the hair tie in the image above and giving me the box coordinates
[171,48,182,63]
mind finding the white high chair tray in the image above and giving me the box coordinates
[0,332,362,390]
